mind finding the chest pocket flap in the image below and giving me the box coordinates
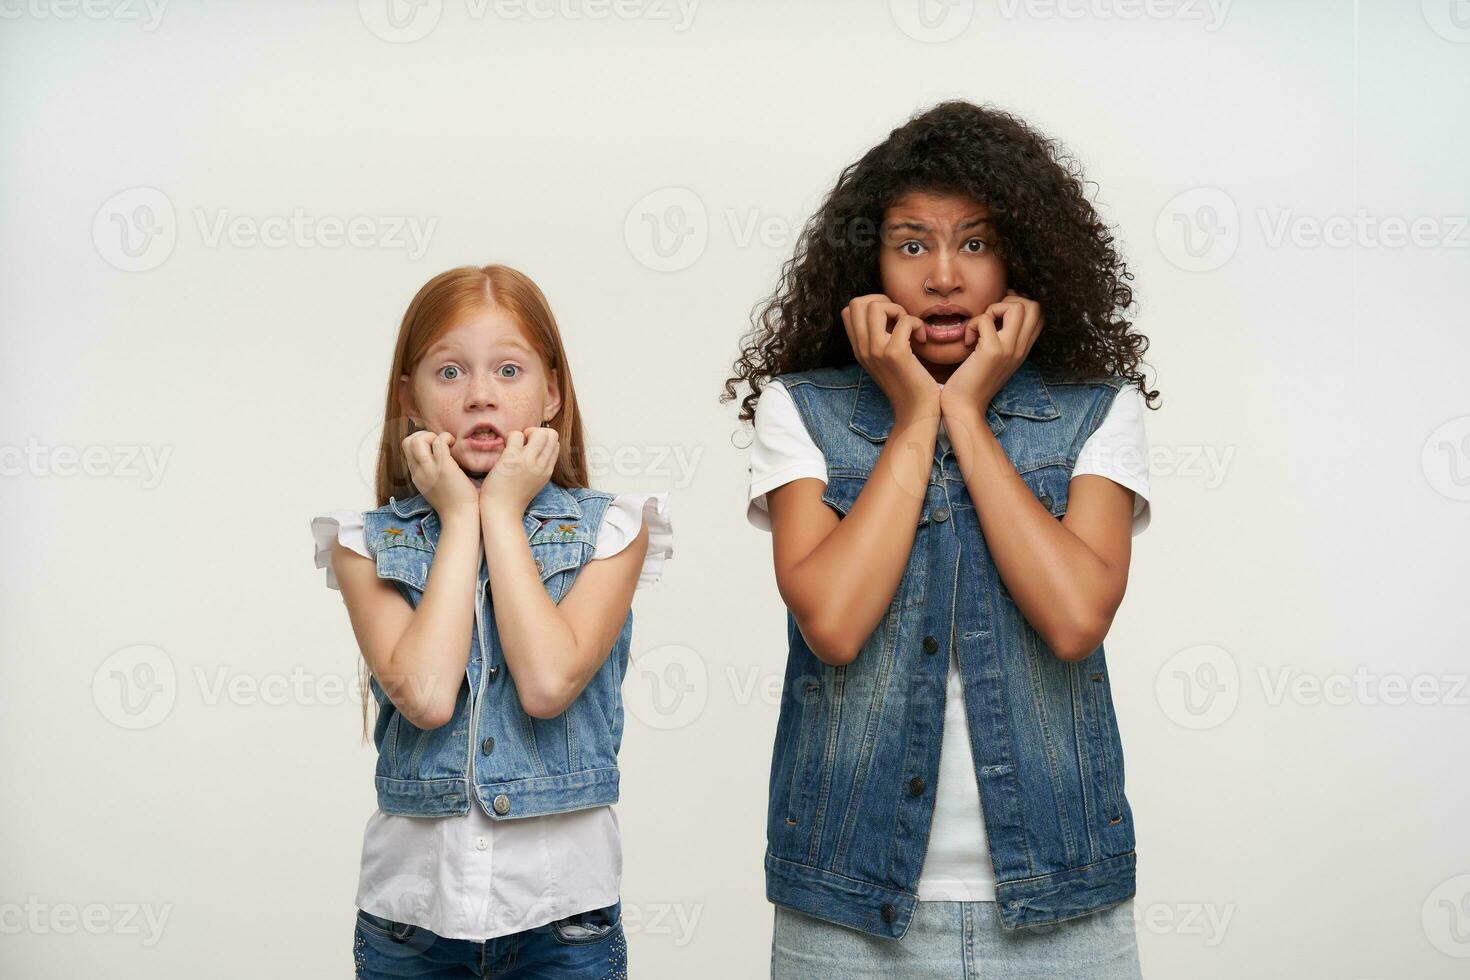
[528,518,597,599]
[373,521,433,592]
[1018,461,1071,517]
[822,471,936,526]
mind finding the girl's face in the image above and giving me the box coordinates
[398,303,561,479]
[877,191,1009,382]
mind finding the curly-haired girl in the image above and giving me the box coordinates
[723,100,1156,978]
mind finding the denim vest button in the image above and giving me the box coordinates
[487,664,499,676]
[922,635,938,654]
[880,903,896,924]
[908,776,925,796]
[492,794,511,815]
[932,506,950,522]
[481,737,495,755]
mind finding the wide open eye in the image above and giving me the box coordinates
[438,364,461,381]
[498,364,520,379]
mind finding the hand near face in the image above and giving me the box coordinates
[479,426,559,519]
[840,293,941,422]
[939,289,1044,423]
[402,430,481,521]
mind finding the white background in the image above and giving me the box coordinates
[2,1,1468,977]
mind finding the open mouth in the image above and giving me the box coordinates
[921,310,971,342]
[462,423,505,452]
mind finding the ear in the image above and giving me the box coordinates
[542,371,562,424]
[397,373,422,427]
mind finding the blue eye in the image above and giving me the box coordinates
[498,364,519,379]
[439,365,460,381]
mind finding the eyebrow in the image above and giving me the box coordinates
[886,217,993,235]
[424,337,536,359]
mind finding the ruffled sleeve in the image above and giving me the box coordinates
[310,509,371,591]
[591,492,673,589]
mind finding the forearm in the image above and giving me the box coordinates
[480,506,579,718]
[387,510,479,725]
[947,410,1114,660]
[792,412,939,662]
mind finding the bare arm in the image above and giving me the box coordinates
[481,505,649,718]
[330,509,480,729]
[765,411,939,666]
[946,411,1134,661]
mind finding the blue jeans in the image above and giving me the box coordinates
[353,900,627,979]
[772,897,1143,979]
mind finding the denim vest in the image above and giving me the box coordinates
[360,482,631,822]
[764,360,1136,938]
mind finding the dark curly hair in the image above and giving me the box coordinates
[721,99,1158,423]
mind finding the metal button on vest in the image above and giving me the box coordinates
[487,664,499,676]
[880,903,896,924]
[908,776,925,797]
[492,794,511,815]
[922,635,938,654]
[481,737,495,756]
[932,506,950,522]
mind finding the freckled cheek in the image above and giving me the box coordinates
[417,389,463,434]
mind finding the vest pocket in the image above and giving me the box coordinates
[1085,668,1125,825]
[783,677,823,824]
[530,539,591,604]
[1017,461,1070,518]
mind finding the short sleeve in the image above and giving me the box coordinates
[747,380,829,532]
[1070,386,1152,536]
[311,510,371,590]
[590,492,673,589]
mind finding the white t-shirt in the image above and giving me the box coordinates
[311,491,672,940]
[745,380,1150,902]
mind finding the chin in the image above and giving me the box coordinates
[455,449,499,474]
[917,343,973,365]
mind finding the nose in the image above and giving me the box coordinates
[465,374,498,411]
[926,252,959,295]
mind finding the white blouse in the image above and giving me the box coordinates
[311,492,672,941]
[746,380,1151,903]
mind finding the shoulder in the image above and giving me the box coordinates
[774,363,862,393]
[1041,371,1128,407]
[310,508,371,590]
[589,491,674,588]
